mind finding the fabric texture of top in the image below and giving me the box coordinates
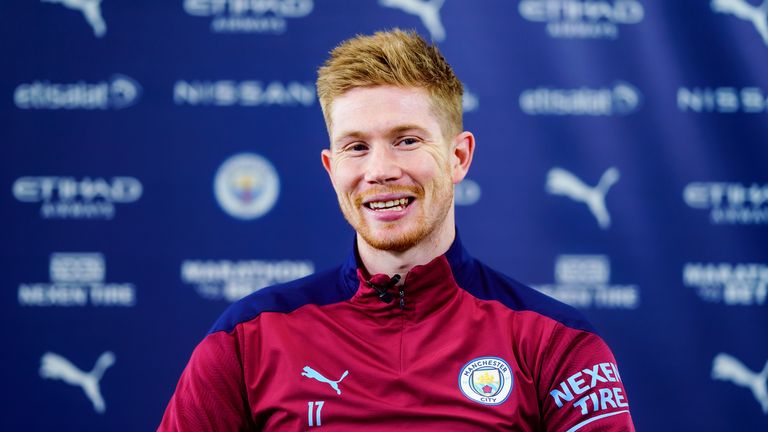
[159,233,635,431]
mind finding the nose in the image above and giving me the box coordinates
[363,144,402,184]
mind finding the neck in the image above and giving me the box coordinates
[357,215,456,278]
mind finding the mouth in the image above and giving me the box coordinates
[363,196,415,212]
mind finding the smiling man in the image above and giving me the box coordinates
[160,30,635,431]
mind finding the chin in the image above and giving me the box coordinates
[360,224,430,252]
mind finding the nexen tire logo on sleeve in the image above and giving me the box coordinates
[184,0,313,33]
[14,75,141,110]
[549,362,629,418]
[520,82,641,115]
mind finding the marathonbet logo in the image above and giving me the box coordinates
[684,182,768,225]
[684,262,768,306]
[19,253,136,307]
[181,259,314,302]
[518,0,644,39]
[183,0,313,33]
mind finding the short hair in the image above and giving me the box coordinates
[316,29,463,139]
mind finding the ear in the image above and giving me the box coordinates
[450,131,475,184]
[321,148,334,185]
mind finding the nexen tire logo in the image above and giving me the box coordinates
[519,0,644,39]
[18,253,136,307]
[534,255,639,309]
[520,81,641,115]
[14,75,141,110]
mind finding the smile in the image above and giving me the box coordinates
[364,197,415,212]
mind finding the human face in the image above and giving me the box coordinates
[321,86,467,252]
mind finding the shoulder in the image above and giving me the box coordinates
[455,258,597,335]
[208,266,354,334]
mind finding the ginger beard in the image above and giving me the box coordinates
[335,163,455,252]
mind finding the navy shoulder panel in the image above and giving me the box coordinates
[209,266,355,334]
[453,258,598,335]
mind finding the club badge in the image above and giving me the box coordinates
[458,356,514,405]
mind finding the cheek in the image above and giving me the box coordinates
[331,160,359,195]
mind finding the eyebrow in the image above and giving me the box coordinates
[333,124,431,147]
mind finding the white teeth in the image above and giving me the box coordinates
[367,198,410,210]
[378,205,403,212]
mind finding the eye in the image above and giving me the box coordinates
[343,142,368,153]
[397,137,421,147]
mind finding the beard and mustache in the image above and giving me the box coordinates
[336,176,454,252]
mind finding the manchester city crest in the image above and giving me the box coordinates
[458,356,513,405]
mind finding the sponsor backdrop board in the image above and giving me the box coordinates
[2,0,767,430]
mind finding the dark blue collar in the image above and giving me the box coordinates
[339,228,474,293]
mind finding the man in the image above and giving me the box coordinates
[160,29,635,431]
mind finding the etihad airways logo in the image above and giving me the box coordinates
[518,0,644,39]
[379,0,447,41]
[684,182,768,225]
[520,82,641,115]
[183,0,313,33]
[174,80,315,107]
[13,176,142,219]
[684,262,768,306]
[535,255,639,309]
[43,0,107,38]
[14,75,141,110]
[678,87,768,113]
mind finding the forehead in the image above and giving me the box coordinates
[329,86,442,140]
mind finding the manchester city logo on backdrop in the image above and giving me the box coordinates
[458,357,514,405]
[214,153,280,220]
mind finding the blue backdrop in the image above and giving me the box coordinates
[3,0,768,430]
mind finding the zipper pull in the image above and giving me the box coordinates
[399,286,405,310]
